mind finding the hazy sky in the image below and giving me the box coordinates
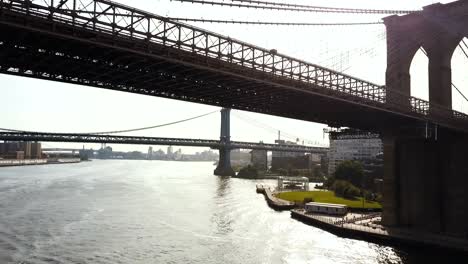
[1,0,467,153]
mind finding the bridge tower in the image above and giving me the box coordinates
[214,108,235,176]
[382,1,468,236]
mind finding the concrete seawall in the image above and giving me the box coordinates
[0,159,48,167]
[256,184,295,211]
[0,158,81,167]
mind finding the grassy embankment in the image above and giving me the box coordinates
[276,191,382,209]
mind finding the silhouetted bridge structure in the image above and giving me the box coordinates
[2,0,468,244]
[1,0,468,133]
[0,131,327,153]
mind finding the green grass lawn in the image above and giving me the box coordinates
[276,190,382,209]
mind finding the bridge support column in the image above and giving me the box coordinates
[214,108,235,176]
[214,147,235,176]
[382,129,468,236]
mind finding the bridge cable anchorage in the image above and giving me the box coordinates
[167,18,383,26]
[419,47,468,104]
[171,0,419,14]
[0,110,218,135]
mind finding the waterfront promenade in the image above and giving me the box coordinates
[256,184,468,253]
[291,209,468,253]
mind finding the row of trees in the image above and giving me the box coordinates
[325,160,382,201]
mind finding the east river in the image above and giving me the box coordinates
[0,160,467,263]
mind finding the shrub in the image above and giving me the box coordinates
[237,165,258,178]
[343,184,360,199]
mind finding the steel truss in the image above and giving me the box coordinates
[0,132,329,153]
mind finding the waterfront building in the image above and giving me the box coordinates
[305,202,348,216]
[271,139,310,171]
[250,149,268,171]
[30,142,42,159]
[327,129,382,176]
[0,141,42,159]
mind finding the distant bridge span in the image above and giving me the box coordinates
[0,132,328,153]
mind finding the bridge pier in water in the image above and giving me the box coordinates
[382,129,468,235]
[214,108,235,176]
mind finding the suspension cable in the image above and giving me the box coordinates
[168,17,383,26]
[462,39,468,51]
[452,83,468,103]
[0,110,218,135]
[171,0,418,14]
[225,0,417,14]
[459,41,468,61]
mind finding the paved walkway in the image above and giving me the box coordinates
[293,209,468,252]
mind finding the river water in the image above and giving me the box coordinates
[0,160,466,263]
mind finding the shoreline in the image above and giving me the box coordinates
[0,158,81,168]
[256,185,468,253]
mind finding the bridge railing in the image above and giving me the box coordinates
[385,87,468,130]
[2,0,468,130]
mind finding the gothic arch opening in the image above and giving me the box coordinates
[451,37,468,114]
[409,47,429,101]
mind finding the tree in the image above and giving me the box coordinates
[334,160,365,188]
[237,165,258,179]
[332,180,360,199]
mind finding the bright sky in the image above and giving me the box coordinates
[1,0,467,153]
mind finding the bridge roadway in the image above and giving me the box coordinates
[0,132,328,153]
[0,0,468,134]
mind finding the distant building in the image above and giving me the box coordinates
[250,149,267,171]
[271,139,303,158]
[231,149,251,167]
[327,129,382,176]
[271,139,310,170]
[147,146,153,159]
[30,142,42,159]
[180,149,218,161]
[174,148,182,160]
[167,146,173,155]
[0,141,42,159]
